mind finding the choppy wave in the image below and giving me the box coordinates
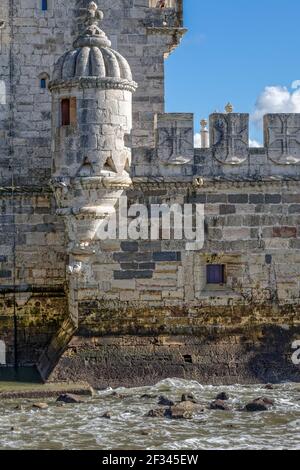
[0,380,299,450]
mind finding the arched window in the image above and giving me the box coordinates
[38,72,49,90]
[0,340,6,365]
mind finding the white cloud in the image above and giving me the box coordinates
[252,82,300,123]
[194,133,201,148]
[291,80,300,90]
[249,139,261,148]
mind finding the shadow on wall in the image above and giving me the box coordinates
[0,366,43,383]
[248,325,300,383]
[0,341,42,383]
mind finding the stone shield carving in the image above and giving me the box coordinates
[156,113,194,165]
[264,114,300,165]
[210,113,249,165]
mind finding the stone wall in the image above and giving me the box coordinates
[49,179,300,386]
[61,180,300,310]
[0,189,67,366]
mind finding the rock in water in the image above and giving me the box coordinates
[158,395,175,406]
[101,411,111,419]
[32,402,48,410]
[181,393,197,403]
[209,400,230,411]
[244,397,274,412]
[167,401,196,420]
[167,400,205,420]
[215,392,229,401]
[56,393,83,404]
[264,384,274,390]
[168,407,193,420]
[145,408,167,418]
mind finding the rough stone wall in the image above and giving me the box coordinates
[0,190,67,366]
[51,327,300,388]
[50,177,300,386]
[69,180,300,313]
[0,0,11,183]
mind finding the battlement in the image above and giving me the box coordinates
[198,112,300,179]
[133,111,300,180]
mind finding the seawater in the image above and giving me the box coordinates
[0,379,299,450]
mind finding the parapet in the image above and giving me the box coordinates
[132,108,300,181]
[195,111,300,180]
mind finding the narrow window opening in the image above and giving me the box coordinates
[41,0,48,11]
[206,264,225,285]
[61,98,70,126]
[61,97,77,127]
[40,78,46,89]
[183,354,193,364]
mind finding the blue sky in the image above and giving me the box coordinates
[165,0,300,146]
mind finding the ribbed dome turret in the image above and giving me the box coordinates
[51,2,134,83]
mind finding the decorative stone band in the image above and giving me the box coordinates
[72,205,115,220]
[132,176,202,189]
[54,175,132,191]
[75,175,132,190]
[57,207,116,220]
[73,34,111,49]
[48,77,138,93]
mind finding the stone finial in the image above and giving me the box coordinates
[85,2,103,25]
[200,119,208,130]
[225,102,233,114]
[200,119,209,149]
[75,1,110,48]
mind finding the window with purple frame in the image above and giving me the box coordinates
[206,264,225,285]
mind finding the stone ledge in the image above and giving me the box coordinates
[0,381,93,399]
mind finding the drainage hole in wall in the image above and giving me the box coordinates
[183,354,193,364]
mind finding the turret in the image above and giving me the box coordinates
[37,2,137,382]
[49,2,137,253]
[50,1,137,181]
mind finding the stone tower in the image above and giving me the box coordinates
[38,2,137,380]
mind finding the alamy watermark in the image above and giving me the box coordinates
[95,197,204,250]
[291,340,300,365]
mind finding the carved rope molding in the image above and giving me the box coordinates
[49,77,138,93]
